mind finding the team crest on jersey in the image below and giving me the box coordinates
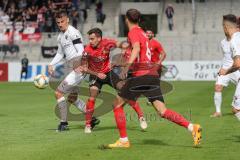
[65,35,68,39]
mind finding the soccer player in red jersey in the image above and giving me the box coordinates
[106,9,202,148]
[146,30,167,105]
[80,28,147,133]
[146,30,166,66]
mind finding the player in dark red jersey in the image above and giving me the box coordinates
[80,28,147,133]
[105,9,202,148]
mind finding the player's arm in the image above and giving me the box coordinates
[218,42,228,75]
[225,39,240,75]
[225,55,240,75]
[157,43,166,64]
[48,43,64,76]
[120,42,140,79]
[74,51,106,79]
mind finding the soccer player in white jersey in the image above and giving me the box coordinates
[48,11,100,132]
[211,33,240,117]
[219,14,240,121]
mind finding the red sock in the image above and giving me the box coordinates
[85,98,95,126]
[113,106,127,138]
[128,100,144,118]
[162,109,190,128]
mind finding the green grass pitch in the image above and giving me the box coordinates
[0,82,239,160]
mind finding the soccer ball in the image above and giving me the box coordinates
[33,74,49,89]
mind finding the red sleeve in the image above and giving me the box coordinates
[104,38,117,50]
[155,40,164,53]
[128,30,140,45]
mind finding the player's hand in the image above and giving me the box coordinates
[120,67,129,79]
[74,65,87,73]
[218,69,227,76]
[97,73,107,79]
[48,65,54,76]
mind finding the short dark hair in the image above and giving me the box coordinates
[223,14,237,24]
[87,28,102,37]
[126,9,141,24]
[55,11,68,19]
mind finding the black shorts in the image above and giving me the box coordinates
[89,70,122,90]
[21,67,28,73]
[118,75,164,103]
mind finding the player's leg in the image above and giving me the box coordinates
[108,95,130,148]
[231,81,240,121]
[128,100,147,130]
[20,69,24,81]
[55,88,69,132]
[25,69,28,80]
[67,92,86,112]
[144,76,202,146]
[55,70,84,132]
[85,82,101,133]
[107,78,141,148]
[111,70,147,130]
[211,75,230,117]
[212,84,223,117]
[67,91,100,130]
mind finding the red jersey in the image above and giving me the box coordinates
[84,38,117,73]
[149,38,164,63]
[128,26,158,77]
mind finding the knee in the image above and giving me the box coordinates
[55,90,64,99]
[232,107,240,114]
[67,93,78,103]
[215,85,223,92]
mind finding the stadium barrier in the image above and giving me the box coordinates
[0,61,221,82]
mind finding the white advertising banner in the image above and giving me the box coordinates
[162,61,221,81]
[9,62,49,82]
[7,61,222,82]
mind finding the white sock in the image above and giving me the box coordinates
[235,112,240,121]
[73,98,86,113]
[214,92,222,113]
[120,137,128,142]
[57,97,68,122]
[187,123,193,132]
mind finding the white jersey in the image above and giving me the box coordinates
[220,38,233,70]
[50,25,84,65]
[230,32,240,58]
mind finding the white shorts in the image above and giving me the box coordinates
[57,70,85,94]
[215,71,240,86]
[232,81,240,110]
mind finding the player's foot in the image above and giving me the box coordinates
[56,122,69,132]
[91,117,100,129]
[192,124,202,147]
[139,116,147,130]
[108,139,130,148]
[210,112,222,118]
[84,125,92,133]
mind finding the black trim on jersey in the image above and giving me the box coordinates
[72,38,82,44]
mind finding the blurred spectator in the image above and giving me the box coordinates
[37,7,46,32]
[72,9,80,29]
[45,10,54,32]
[165,4,174,31]
[2,12,10,23]
[18,0,27,10]
[85,0,91,9]
[96,0,105,24]
[0,0,87,33]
